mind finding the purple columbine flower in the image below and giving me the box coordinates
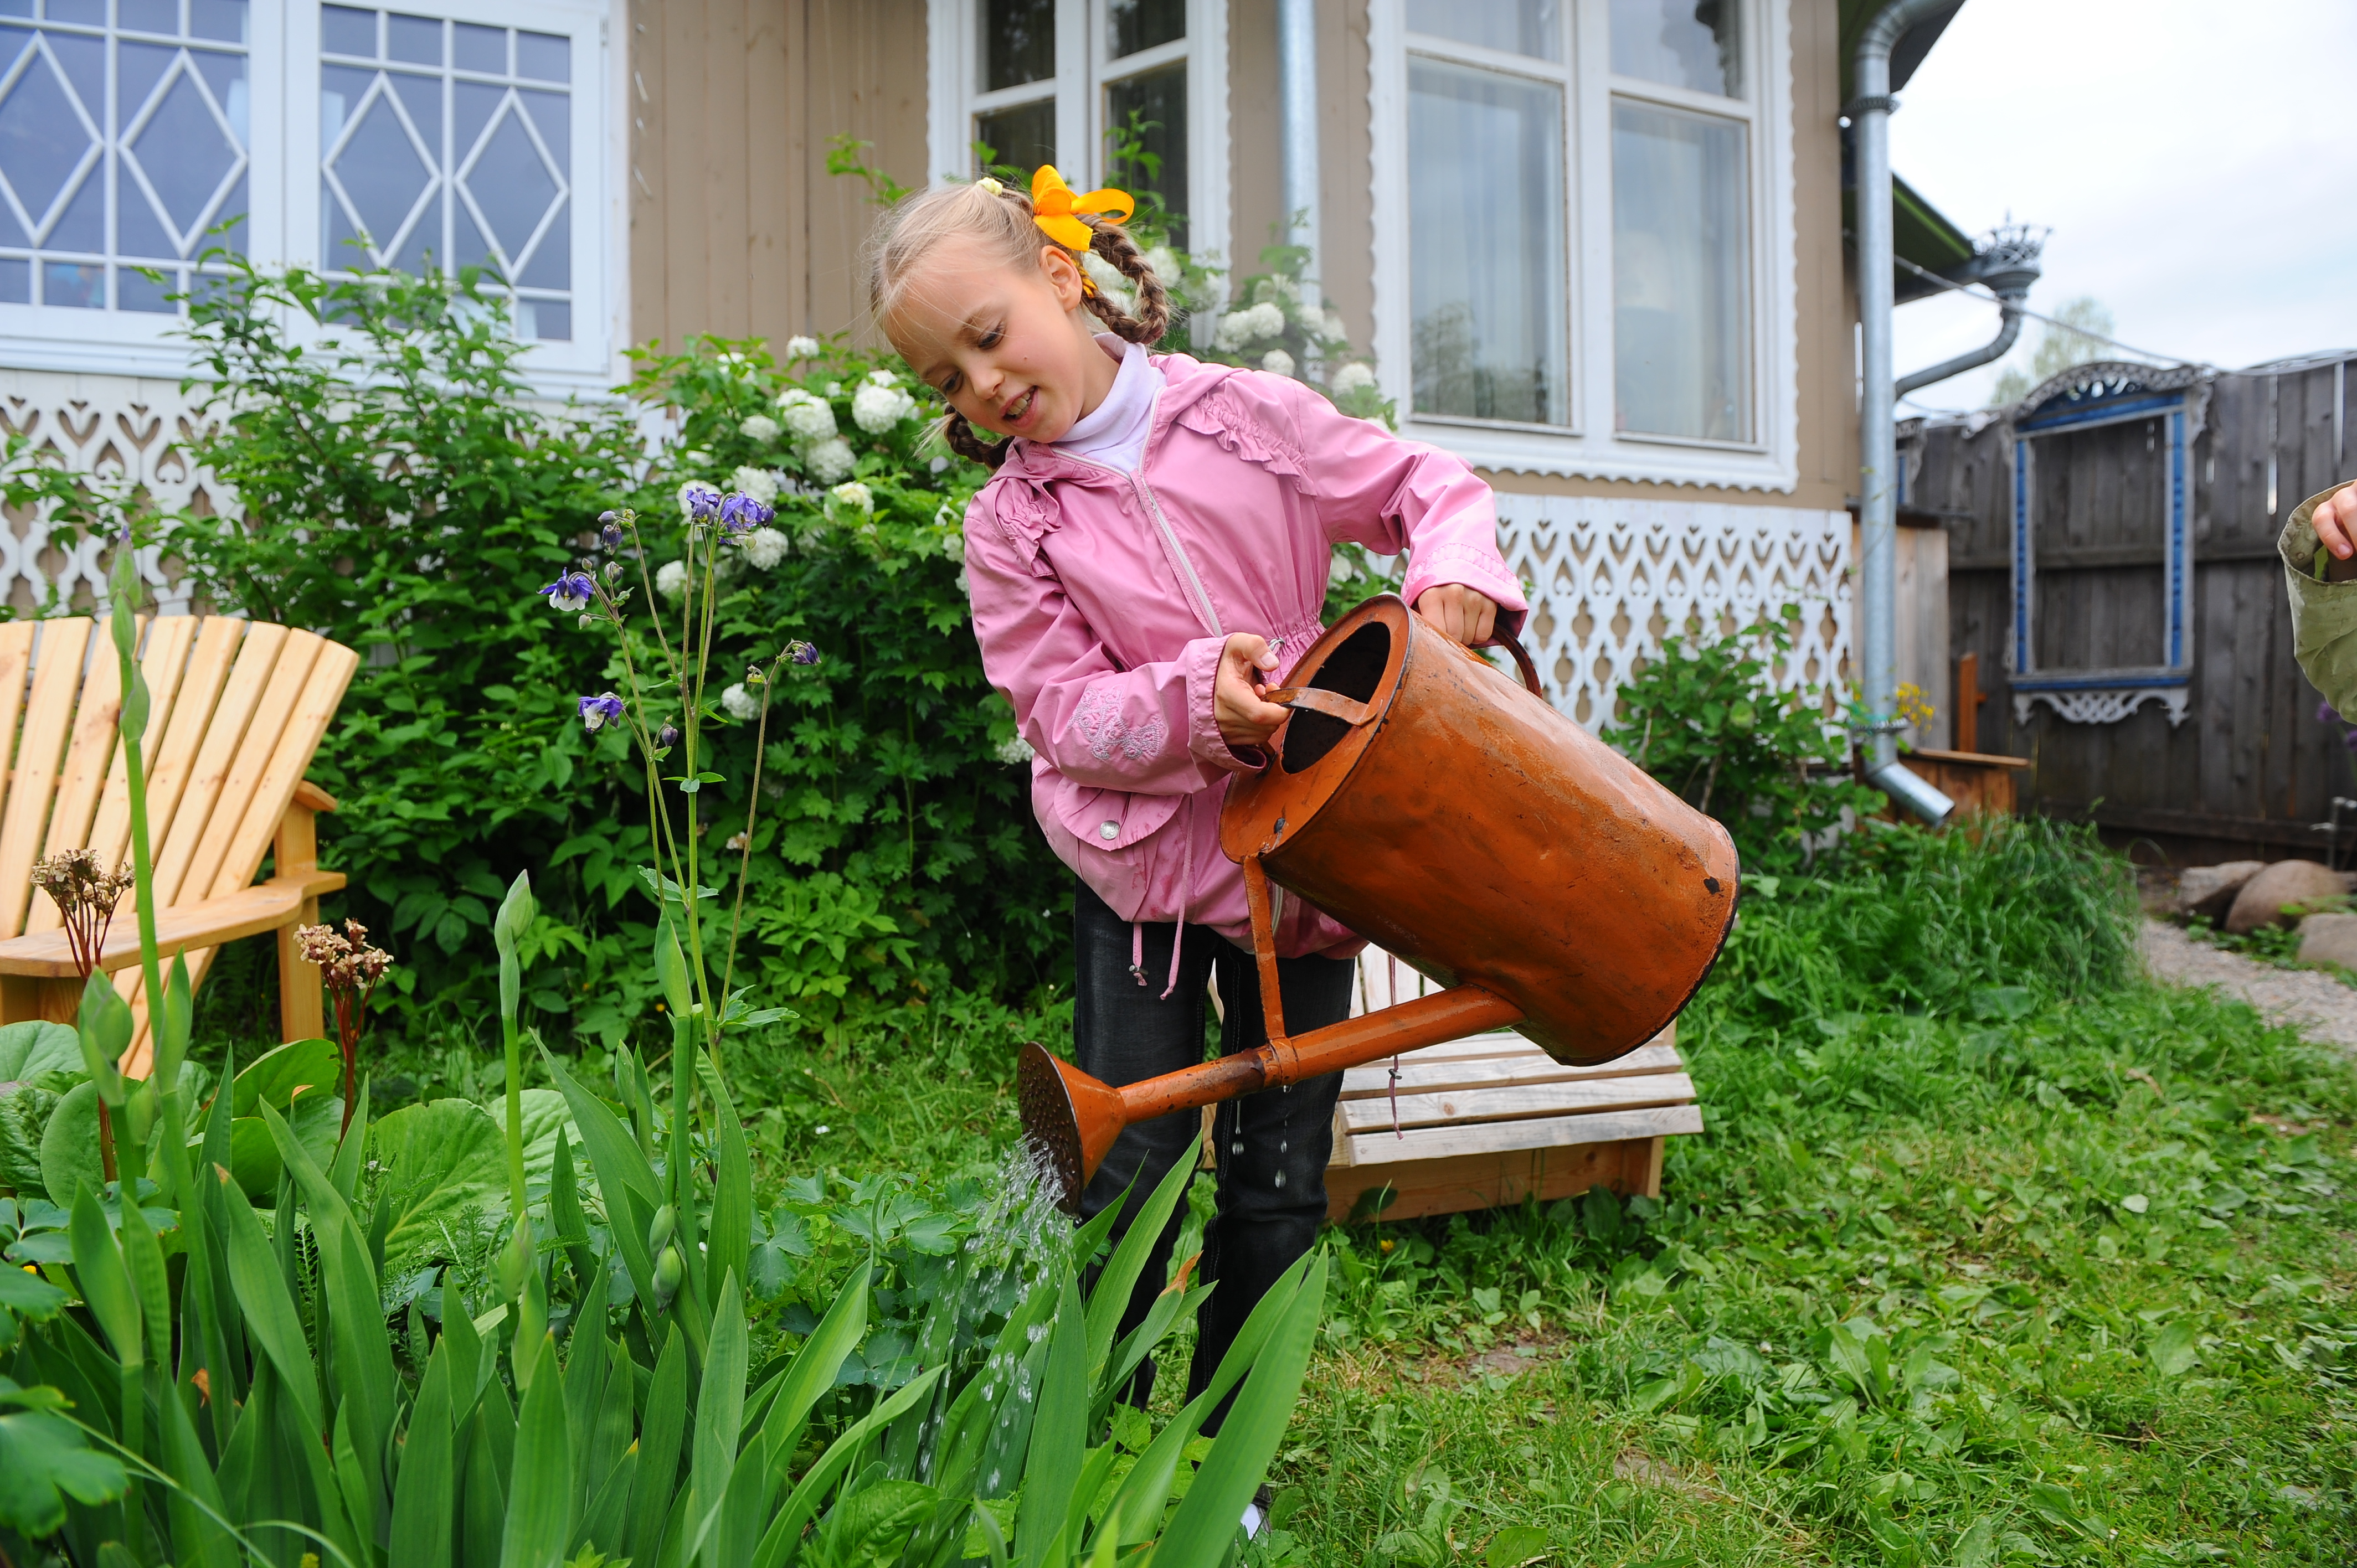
[600,518,626,552]
[2322,700,2343,726]
[579,693,625,732]
[786,639,820,666]
[655,721,681,754]
[541,570,597,612]
[719,492,775,533]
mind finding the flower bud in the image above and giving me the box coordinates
[786,640,820,666]
[745,665,766,688]
[656,723,681,755]
[603,559,625,585]
[647,1203,677,1254]
[653,1242,685,1307]
[578,613,596,631]
[496,1216,534,1300]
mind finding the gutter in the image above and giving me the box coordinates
[1896,226,2046,397]
[1851,0,1963,824]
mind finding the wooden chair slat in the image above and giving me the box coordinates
[148,622,286,910]
[137,617,248,863]
[79,615,202,891]
[1337,1070,1699,1136]
[1336,1040,1686,1099]
[178,631,322,906]
[1338,1103,1705,1168]
[0,624,36,838]
[25,617,142,932]
[203,638,356,901]
[0,620,92,938]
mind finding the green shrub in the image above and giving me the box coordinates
[1606,609,1880,875]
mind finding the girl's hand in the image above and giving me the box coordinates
[1414,584,1499,645]
[1215,633,1289,752]
[2318,483,2357,581]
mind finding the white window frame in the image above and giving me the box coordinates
[1367,0,1797,492]
[0,0,619,392]
[927,0,1229,279]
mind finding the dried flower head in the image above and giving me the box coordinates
[31,848,134,979]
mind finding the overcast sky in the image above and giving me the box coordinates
[1886,0,2357,415]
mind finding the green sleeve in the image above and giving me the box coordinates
[2281,482,2357,711]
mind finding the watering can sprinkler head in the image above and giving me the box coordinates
[1017,1043,1121,1213]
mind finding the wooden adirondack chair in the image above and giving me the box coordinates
[0,616,359,1076]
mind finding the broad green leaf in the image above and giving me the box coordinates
[39,1082,107,1207]
[0,1080,56,1197]
[214,1096,345,1203]
[697,1054,752,1303]
[2149,1318,2201,1378]
[0,1020,80,1080]
[0,1262,66,1319]
[625,1325,691,1568]
[518,1087,580,1187]
[390,1345,455,1568]
[747,1365,944,1568]
[229,1037,342,1117]
[503,1332,573,1568]
[2025,1480,2110,1543]
[1017,1270,1087,1568]
[1084,1156,1195,1389]
[368,1098,506,1263]
[0,1406,130,1536]
[1486,1524,1550,1568]
[68,1180,141,1367]
[686,1273,749,1562]
[1153,1254,1327,1568]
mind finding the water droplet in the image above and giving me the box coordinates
[1274,1170,1286,1188]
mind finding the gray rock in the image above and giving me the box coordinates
[2298,911,2357,971]
[2224,859,2356,935]
[2178,860,2265,921]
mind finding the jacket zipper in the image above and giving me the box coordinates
[1058,446,1224,641]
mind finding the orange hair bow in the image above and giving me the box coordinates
[1030,164,1134,250]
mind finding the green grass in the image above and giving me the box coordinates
[234,820,2357,1564]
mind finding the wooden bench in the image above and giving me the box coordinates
[0,616,358,1075]
[1322,949,1704,1223]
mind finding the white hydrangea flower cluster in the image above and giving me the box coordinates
[805,439,854,484]
[1141,246,1180,285]
[730,465,779,505]
[1213,301,1286,352]
[656,559,689,599]
[994,734,1036,765]
[740,412,780,442]
[830,481,874,514]
[740,527,790,569]
[851,370,919,434]
[721,682,762,720]
[783,334,821,359]
[1331,362,1377,396]
[1081,252,1134,316]
[776,388,837,443]
[1261,349,1295,379]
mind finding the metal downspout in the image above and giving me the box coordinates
[1895,303,2024,398]
[1279,0,1322,322]
[1854,0,1959,824]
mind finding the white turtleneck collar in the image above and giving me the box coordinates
[1051,334,1162,473]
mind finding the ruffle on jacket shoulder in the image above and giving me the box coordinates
[976,477,1064,577]
[1174,379,1316,498]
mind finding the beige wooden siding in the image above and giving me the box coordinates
[626,0,928,353]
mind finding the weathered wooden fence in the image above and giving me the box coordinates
[1907,353,2357,863]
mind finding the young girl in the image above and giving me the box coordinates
[866,168,1527,1424]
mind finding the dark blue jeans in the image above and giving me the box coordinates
[1072,875,1354,1431]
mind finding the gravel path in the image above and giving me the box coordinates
[2139,918,2357,1049]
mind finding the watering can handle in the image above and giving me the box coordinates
[1478,628,1545,698]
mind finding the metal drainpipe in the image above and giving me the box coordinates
[1894,294,2024,398]
[1854,0,1958,824]
[1896,226,2042,396]
[1279,0,1322,323]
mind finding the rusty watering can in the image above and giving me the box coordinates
[1018,595,1740,1205]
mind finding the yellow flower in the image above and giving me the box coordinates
[1030,164,1133,250]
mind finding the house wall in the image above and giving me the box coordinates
[625,0,930,353]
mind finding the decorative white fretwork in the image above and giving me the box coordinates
[1490,495,1852,732]
[2014,687,2190,728]
[0,369,228,616]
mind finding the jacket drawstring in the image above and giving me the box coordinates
[1160,793,1195,1000]
[1130,919,1146,986]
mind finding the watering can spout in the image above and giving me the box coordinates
[1020,984,1525,1210]
[1018,596,1740,1212]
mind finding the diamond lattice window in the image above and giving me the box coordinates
[0,0,250,312]
[320,3,570,340]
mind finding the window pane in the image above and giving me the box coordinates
[1404,0,1561,62]
[1109,0,1182,59]
[982,0,1055,91]
[1612,99,1749,441]
[1610,0,1742,98]
[975,96,1054,175]
[1408,59,1566,425]
[1104,61,1186,249]
[0,2,248,314]
[321,5,375,57]
[323,9,572,331]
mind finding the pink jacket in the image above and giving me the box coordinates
[963,353,1529,976]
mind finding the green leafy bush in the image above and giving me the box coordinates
[1606,609,1880,875]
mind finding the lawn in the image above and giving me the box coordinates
[331,821,2357,1564]
[64,828,2351,1568]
